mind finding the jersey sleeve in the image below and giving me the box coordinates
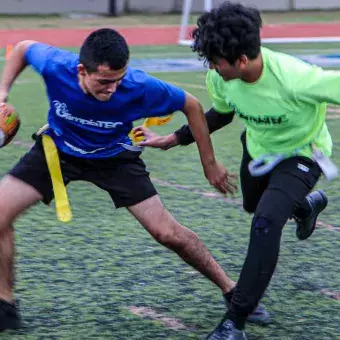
[292,63,340,106]
[142,75,186,117]
[25,43,62,76]
[206,70,234,114]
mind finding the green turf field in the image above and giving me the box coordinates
[0,43,339,340]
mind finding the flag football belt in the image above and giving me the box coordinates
[34,115,174,221]
[248,144,338,181]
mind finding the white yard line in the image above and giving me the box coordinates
[152,178,340,232]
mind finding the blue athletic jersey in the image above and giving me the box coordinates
[25,43,186,158]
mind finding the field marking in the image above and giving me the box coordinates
[2,52,196,62]
[152,178,340,232]
[128,306,196,331]
[152,178,242,206]
[12,140,34,147]
[316,221,340,231]
[170,81,206,90]
[327,106,340,113]
[320,289,340,300]
[3,48,340,61]
[327,114,340,120]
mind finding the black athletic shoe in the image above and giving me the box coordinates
[294,189,328,240]
[206,318,247,340]
[245,304,271,325]
[0,300,21,331]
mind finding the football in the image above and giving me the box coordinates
[0,103,20,147]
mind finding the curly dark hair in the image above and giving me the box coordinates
[192,1,262,65]
[79,28,129,72]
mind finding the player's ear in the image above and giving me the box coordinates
[77,64,86,76]
[237,55,248,70]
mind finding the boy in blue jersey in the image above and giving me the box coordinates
[0,28,257,331]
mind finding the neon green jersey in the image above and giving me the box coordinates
[206,47,340,160]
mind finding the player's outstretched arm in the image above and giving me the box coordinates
[0,40,37,103]
[137,91,237,195]
[134,107,234,150]
[173,107,234,146]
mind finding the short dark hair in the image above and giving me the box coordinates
[79,28,129,72]
[192,1,262,65]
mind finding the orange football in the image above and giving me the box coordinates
[0,103,20,147]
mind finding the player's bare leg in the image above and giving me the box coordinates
[128,195,235,293]
[0,175,41,330]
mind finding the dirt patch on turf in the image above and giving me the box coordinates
[320,289,340,300]
[128,306,196,330]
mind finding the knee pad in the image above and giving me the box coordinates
[251,215,283,239]
[252,216,270,236]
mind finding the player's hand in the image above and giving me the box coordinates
[0,102,15,115]
[133,126,178,150]
[0,90,9,104]
[203,160,238,195]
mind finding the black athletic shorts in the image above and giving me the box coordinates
[8,137,158,208]
[239,130,322,214]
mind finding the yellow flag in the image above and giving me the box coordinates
[42,134,72,222]
[129,114,174,143]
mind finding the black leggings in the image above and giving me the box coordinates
[229,131,322,328]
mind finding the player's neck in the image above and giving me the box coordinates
[240,53,263,83]
[78,74,89,95]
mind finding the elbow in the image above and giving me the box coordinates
[183,91,204,116]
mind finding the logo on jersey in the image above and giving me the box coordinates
[227,101,288,125]
[53,100,123,129]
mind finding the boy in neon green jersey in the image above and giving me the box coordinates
[134,2,334,339]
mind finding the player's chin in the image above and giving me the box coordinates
[221,75,232,81]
